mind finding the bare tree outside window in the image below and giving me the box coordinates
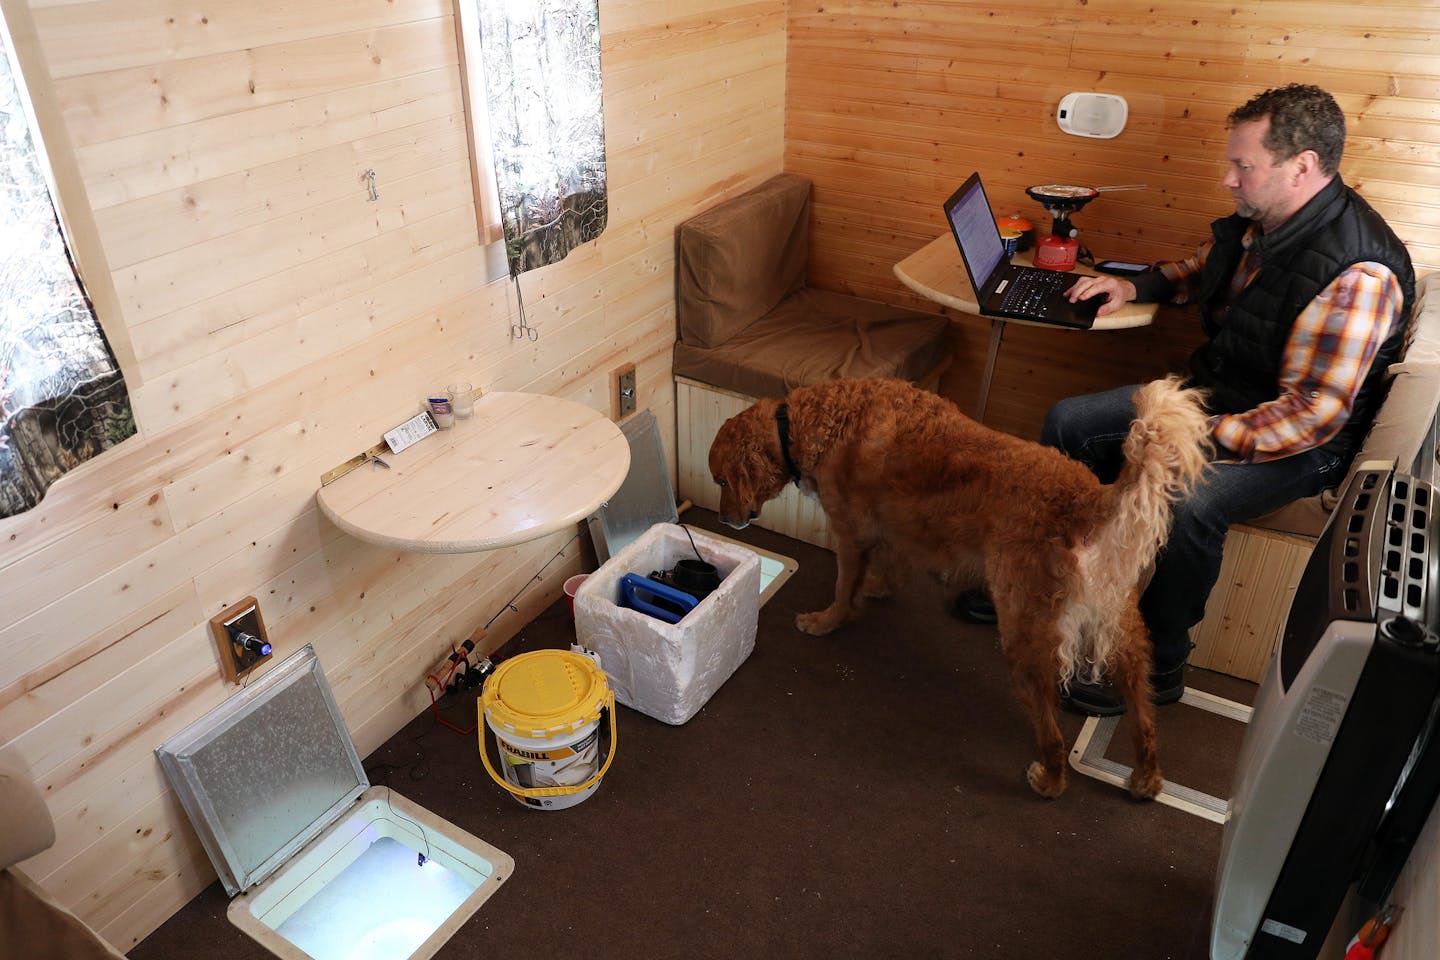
[1,27,135,518]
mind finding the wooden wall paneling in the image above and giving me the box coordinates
[787,1,1440,451]
[111,160,474,327]
[0,585,198,755]
[0,593,207,785]
[129,243,485,434]
[602,0,784,71]
[0,0,785,947]
[128,207,479,379]
[95,114,469,268]
[32,0,453,79]
[54,19,460,147]
[74,67,463,211]
[0,492,174,624]
[1187,528,1313,682]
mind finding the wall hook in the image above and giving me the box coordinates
[363,168,379,202]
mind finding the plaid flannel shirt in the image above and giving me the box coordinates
[1158,226,1403,463]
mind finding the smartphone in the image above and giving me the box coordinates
[1095,260,1150,276]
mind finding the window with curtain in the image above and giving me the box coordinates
[459,0,607,280]
[1,25,135,519]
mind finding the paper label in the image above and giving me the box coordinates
[383,411,438,455]
[1294,686,1348,746]
[1259,918,1306,944]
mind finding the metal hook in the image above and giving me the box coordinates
[364,168,379,202]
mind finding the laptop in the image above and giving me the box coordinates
[943,172,1101,329]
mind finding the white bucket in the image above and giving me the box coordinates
[478,649,616,811]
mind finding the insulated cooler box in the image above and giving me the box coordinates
[574,523,760,725]
[1212,463,1440,959]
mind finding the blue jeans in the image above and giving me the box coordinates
[1040,384,1348,672]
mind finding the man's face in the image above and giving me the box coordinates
[1222,117,1302,232]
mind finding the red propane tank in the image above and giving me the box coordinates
[1035,234,1079,271]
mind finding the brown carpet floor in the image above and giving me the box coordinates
[133,508,1257,960]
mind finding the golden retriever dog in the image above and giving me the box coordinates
[708,377,1210,800]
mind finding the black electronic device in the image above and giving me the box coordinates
[943,172,1102,329]
[1095,260,1150,276]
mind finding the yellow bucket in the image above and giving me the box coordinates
[478,649,616,810]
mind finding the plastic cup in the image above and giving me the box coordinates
[428,396,455,429]
[448,382,475,419]
[563,574,589,618]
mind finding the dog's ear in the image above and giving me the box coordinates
[709,403,787,508]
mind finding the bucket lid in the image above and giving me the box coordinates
[482,649,609,738]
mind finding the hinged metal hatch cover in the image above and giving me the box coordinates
[156,645,367,896]
[587,408,679,563]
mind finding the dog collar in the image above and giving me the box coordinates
[775,403,801,484]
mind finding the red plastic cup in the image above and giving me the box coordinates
[563,574,590,617]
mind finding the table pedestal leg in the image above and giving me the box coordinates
[975,318,1006,423]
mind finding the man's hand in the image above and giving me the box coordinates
[1065,275,1138,317]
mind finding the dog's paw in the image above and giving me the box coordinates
[795,610,839,636]
[1025,761,1066,799]
[1128,766,1162,800]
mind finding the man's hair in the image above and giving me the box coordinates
[1228,84,1346,176]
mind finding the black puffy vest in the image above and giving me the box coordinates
[1189,176,1415,462]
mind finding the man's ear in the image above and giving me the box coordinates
[1292,148,1322,182]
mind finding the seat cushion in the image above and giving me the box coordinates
[0,763,54,870]
[676,173,811,349]
[673,288,950,399]
[0,871,130,960]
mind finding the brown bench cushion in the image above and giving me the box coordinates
[677,173,810,349]
[673,287,949,399]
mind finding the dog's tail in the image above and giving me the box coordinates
[1105,375,1212,566]
[1059,376,1212,686]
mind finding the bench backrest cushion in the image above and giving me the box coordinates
[677,173,811,349]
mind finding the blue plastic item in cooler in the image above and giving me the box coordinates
[618,573,699,624]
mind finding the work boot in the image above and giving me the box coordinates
[1062,662,1187,717]
[950,590,997,625]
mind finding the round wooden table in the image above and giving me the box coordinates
[317,392,630,553]
[893,235,1159,421]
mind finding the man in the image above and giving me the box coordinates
[1048,83,1414,715]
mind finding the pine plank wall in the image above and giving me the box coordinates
[0,0,1436,950]
[0,0,787,948]
[788,0,1440,438]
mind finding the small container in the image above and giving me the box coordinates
[428,396,455,429]
[998,227,1022,256]
[996,214,1035,252]
[448,382,475,419]
[563,574,589,618]
[1035,234,1079,271]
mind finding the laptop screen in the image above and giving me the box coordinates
[943,174,1005,295]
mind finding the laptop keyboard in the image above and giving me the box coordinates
[999,269,1070,317]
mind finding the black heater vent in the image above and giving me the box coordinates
[1333,468,1386,618]
[1281,467,1390,690]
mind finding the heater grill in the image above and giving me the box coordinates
[1378,475,1439,628]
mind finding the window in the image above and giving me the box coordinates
[0,7,135,518]
[452,0,607,285]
